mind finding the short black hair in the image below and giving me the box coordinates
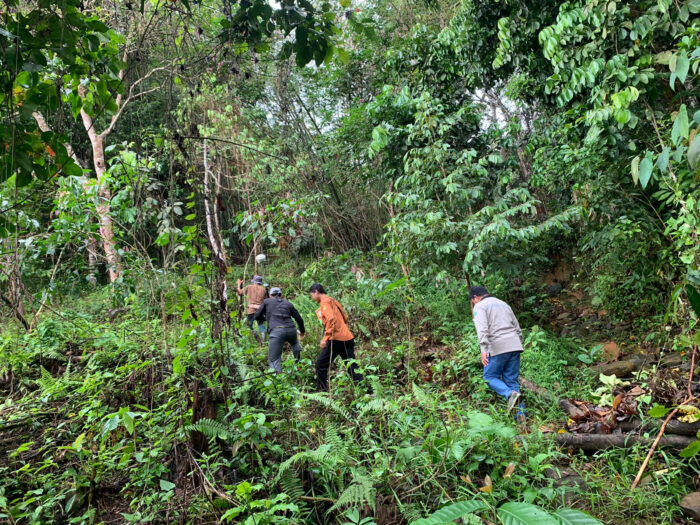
[308,283,326,294]
[468,285,489,299]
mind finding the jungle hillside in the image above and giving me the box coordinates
[1,0,700,524]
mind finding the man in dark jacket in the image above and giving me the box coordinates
[254,287,305,373]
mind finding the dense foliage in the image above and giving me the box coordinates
[1,0,699,523]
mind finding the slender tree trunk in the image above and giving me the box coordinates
[203,139,229,335]
[79,103,122,283]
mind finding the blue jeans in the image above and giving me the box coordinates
[246,314,267,341]
[483,351,521,399]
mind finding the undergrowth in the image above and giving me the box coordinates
[0,256,695,524]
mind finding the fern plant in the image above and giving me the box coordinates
[328,467,376,514]
[186,418,235,440]
[409,499,603,525]
[300,392,352,421]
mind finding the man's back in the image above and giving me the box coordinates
[244,284,267,313]
[257,297,305,333]
[473,296,522,356]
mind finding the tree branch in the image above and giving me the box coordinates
[32,112,85,168]
[180,135,290,161]
[100,64,171,139]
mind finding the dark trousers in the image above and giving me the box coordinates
[315,339,363,391]
[268,326,301,373]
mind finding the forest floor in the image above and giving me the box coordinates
[0,257,698,524]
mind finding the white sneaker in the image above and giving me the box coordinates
[507,391,521,413]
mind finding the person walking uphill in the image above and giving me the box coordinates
[309,284,367,392]
[254,287,305,373]
[470,286,524,417]
[237,275,267,343]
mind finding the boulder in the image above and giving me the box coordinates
[595,360,638,378]
[680,492,700,521]
[547,283,563,297]
[544,467,588,505]
[660,352,683,368]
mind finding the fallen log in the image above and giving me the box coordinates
[559,399,586,419]
[520,377,555,403]
[618,418,700,436]
[555,432,694,451]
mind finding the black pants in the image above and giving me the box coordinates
[315,339,363,391]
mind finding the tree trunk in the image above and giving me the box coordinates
[202,139,230,335]
[80,106,122,282]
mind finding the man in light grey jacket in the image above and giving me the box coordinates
[470,285,524,415]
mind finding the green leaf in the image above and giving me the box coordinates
[689,133,700,171]
[638,155,653,189]
[159,479,176,491]
[676,50,689,85]
[122,411,135,434]
[339,0,351,7]
[553,508,603,525]
[671,105,689,146]
[630,155,640,184]
[376,276,407,297]
[680,440,700,458]
[648,404,673,418]
[410,500,489,525]
[687,284,700,317]
[497,502,558,525]
[656,147,670,172]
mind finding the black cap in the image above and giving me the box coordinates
[469,285,489,299]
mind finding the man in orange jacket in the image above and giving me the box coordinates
[309,283,365,392]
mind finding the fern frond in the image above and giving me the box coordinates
[411,382,435,410]
[328,468,376,513]
[279,469,307,511]
[398,501,423,524]
[186,418,235,440]
[36,367,57,393]
[274,444,339,483]
[324,423,346,455]
[359,398,397,417]
[300,392,352,421]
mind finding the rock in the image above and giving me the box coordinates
[547,283,563,297]
[660,352,683,368]
[544,467,588,505]
[595,360,638,378]
[680,492,700,521]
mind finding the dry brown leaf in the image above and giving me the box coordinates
[460,474,472,484]
[479,474,493,493]
[503,463,515,479]
[612,393,625,410]
[627,386,644,397]
[602,341,620,361]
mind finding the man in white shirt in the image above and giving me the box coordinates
[470,285,524,417]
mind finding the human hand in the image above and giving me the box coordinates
[320,341,327,349]
[481,352,489,367]
[237,278,243,286]
[299,332,305,341]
